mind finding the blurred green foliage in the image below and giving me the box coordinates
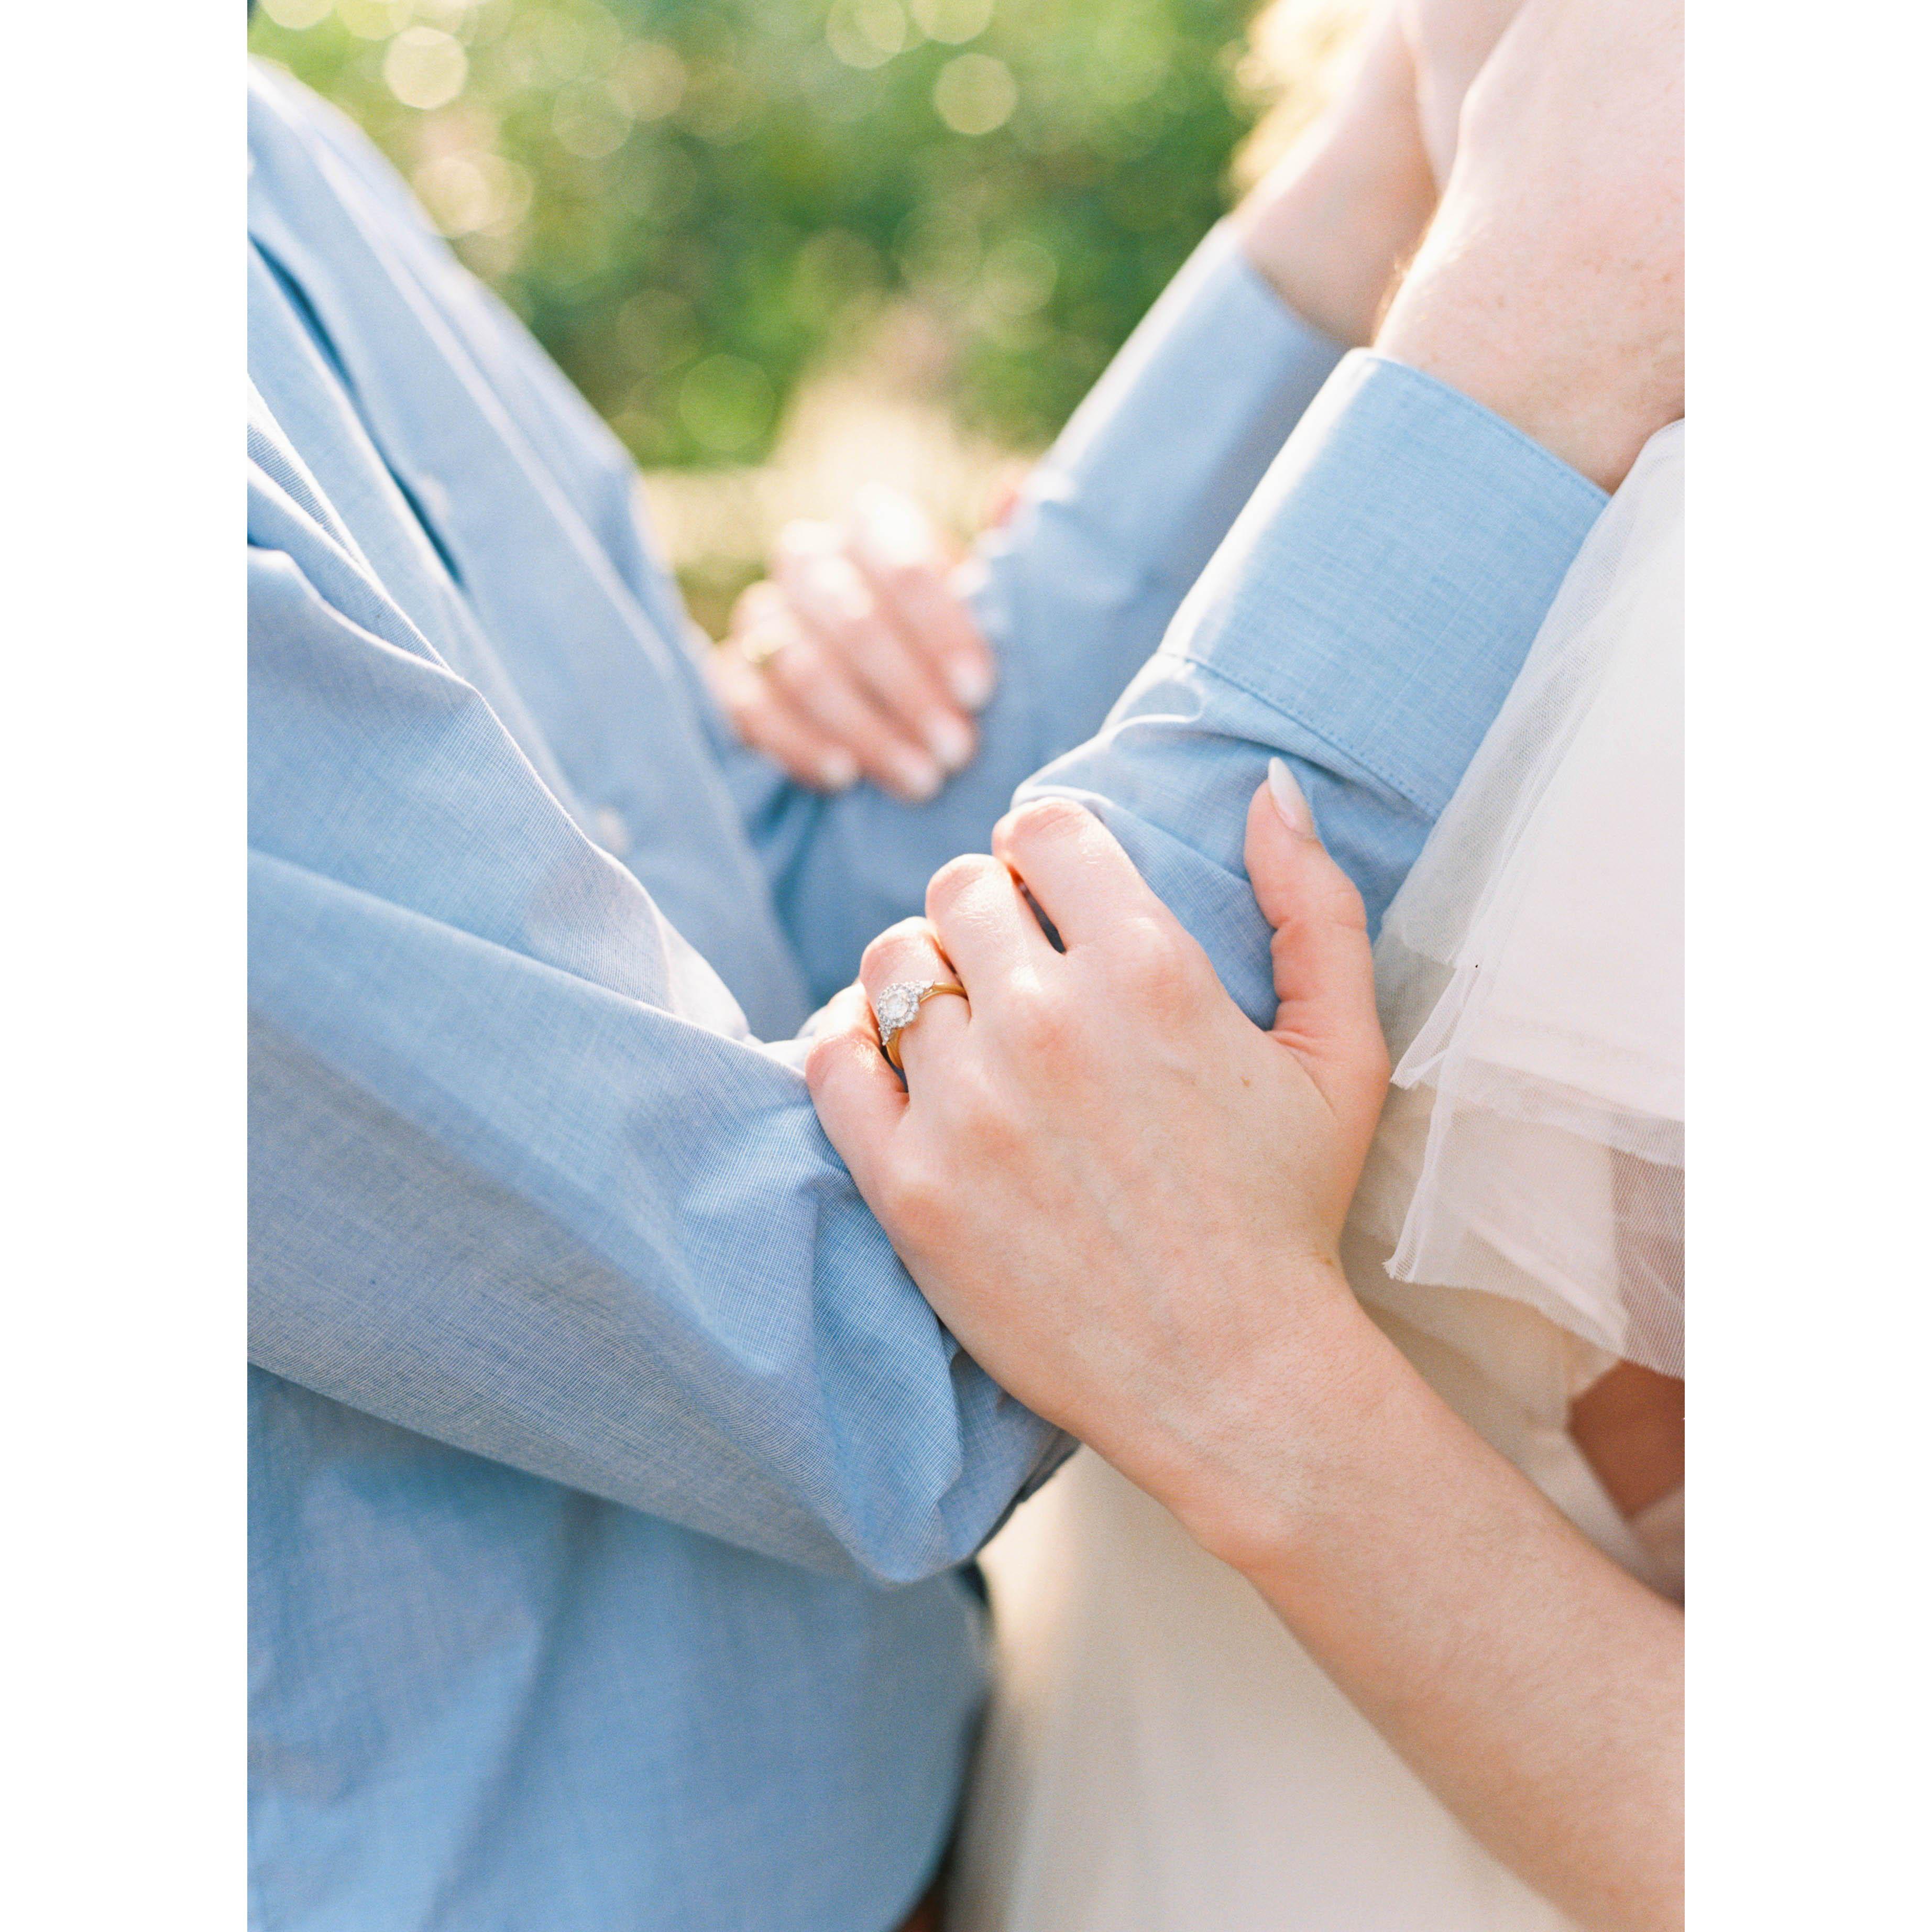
[250,0,1274,466]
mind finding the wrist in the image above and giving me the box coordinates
[1129,1255,1400,1578]
[1372,17,1684,493]
[1375,222,1677,492]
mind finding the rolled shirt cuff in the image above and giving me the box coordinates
[1018,350,1609,1026]
[1163,348,1610,818]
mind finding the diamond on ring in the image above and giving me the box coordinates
[874,980,931,1040]
[874,977,968,1070]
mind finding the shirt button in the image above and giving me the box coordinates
[594,806,633,858]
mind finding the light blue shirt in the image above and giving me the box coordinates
[247,64,1602,1932]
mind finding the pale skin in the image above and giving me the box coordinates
[1378,0,1684,493]
[812,783,1682,1932]
[808,4,1685,1925]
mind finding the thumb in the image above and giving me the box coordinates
[1245,760,1390,1150]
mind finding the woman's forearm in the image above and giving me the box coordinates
[1231,9,1437,345]
[1163,1278,1683,1932]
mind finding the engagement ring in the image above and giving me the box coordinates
[874,978,968,1070]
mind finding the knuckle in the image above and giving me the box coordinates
[764,636,821,699]
[843,617,899,677]
[860,918,928,984]
[1006,980,1071,1057]
[807,553,872,622]
[974,1069,1028,1144]
[802,1027,844,1094]
[926,852,997,920]
[1116,920,1202,1013]
[728,578,775,630]
[1322,872,1370,934]
[948,1072,1022,1160]
[1110,913,1171,971]
[1007,795,1092,847]
[881,558,934,606]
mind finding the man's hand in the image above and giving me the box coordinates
[707,485,996,803]
[1376,0,1684,490]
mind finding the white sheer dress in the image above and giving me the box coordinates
[949,423,1685,1931]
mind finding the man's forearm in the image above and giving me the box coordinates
[1016,352,1607,1012]
[730,225,1344,1003]
[248,520,1061,1586]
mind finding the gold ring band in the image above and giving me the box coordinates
[876,979,969,1070]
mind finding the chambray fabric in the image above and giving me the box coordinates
[721,213,1349,1003]
[1025,351,1611,1017]
[247,62,1606,1932]
[248,65,1347,1932]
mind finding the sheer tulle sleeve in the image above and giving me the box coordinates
[1347,424,1684,1380]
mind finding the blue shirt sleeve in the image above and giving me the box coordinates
[1019,352,1610,1019]
[245,67,1600,1600]
[256,69,1350,1012]
[247,427,1062,1587]
[717,225,1346,1003]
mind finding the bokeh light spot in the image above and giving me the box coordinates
[337,0,405,41]
[552,80,634,159]
[679,355,777,455]
[385,27,469,111]
[981,235,1057,317]
[261,0,333,29]
[614,41,686,124]
[413,150,533,238]
[910,0,993,48]
[827,0,907,71]
[932,53,1016,136]
[682,62,760,143]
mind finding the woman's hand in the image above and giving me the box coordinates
[814,767,1684,1932]
[807,763,1390,1540]
[706,484,996,803]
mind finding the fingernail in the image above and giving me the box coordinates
[892,750,943,802]
[1267,756,1315,837]
[818,749,858,791]
[947,656,995,710]
[926,713,974,773]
